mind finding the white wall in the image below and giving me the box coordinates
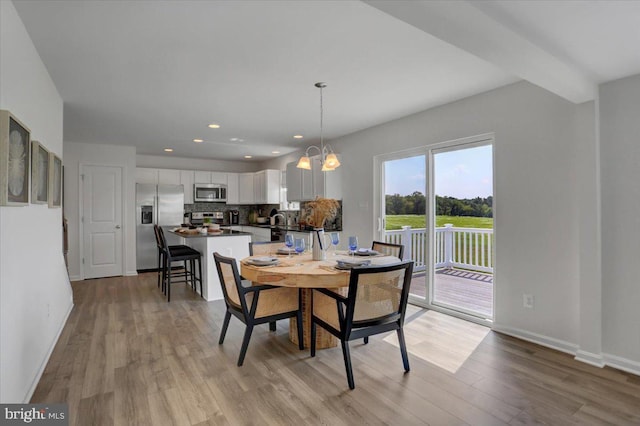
[64,142,137,280]
[136,154,258,173]
[0,0,73,402]
[600,74,640,371]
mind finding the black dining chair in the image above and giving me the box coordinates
[310,260,414,389]
[155,225,202,302]
[213,252,304,366]
[371,240,404,260]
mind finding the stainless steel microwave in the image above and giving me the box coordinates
[194,183,227,202]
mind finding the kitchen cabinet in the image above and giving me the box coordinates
[243,226,271,242]
[226,173,239,204]
[194,171,227,184]
[238,173,254,204]
[158,169,181,185]
[136,168,159,184]
[254,169,280,204]
[285,158,341,201]
[180,170,195,204]
[286,162,313,201]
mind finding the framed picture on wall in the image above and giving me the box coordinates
[48,152,62,208]
[31,140,49,204]
[0,109,31,206]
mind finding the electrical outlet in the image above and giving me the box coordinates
[523,294,534,309]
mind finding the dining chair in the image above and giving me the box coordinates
[213,252,304,366]
[310,260,414,389]
[371,240,404,260]
[155,225,202,302]
[248,241,284,256]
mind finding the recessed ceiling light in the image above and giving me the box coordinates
[164,148,173,152]
[208,123,220,129]
[244,155,252,159]
[294,135,303,139]
[230,138,238,142]
[193,138,203,143]
[272,151,280,154]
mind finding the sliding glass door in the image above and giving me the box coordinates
[375,135,495,322]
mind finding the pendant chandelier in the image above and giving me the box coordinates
[297,82,341,172]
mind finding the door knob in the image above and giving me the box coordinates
[115,225,121,229]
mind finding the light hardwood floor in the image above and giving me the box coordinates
[32,273,640,425]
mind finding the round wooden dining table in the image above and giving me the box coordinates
[240,252,400,349]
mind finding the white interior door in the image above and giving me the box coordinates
[82,165,123,279]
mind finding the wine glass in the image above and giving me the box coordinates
[348,236,358,258]
[284,234,294,258]
[294,238,306,255]
[330,232,340,256]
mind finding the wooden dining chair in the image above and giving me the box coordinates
[371,240,404,260]
[213,252,304,366]
[310,260,414,389]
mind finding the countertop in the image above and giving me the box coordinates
[241,224,342,232]
[169,229,252,238]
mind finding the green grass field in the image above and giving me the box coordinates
[385,215,493,230]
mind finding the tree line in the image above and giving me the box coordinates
[386,192,493,217]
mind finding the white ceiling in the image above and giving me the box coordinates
[12,0,640,162]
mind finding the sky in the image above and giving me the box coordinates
[385,145,493,199]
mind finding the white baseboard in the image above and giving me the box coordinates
[125,270,138,276]
[575,350,605,368]
[493,323,640,377]
[68,274,81,282]
[491,323,579,355]
[603,353,640,377]
[24,301,74,403]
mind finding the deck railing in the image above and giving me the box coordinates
[384,224,494,273]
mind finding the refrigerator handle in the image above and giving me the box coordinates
[154,195,159,226]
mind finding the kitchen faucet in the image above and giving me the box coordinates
[272,213,286,226]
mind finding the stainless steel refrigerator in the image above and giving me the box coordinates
[136,183,184,271]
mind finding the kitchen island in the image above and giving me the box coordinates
[168,229,251,301]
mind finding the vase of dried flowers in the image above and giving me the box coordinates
[304,197,339,260]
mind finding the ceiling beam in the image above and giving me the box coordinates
[365,0,597,104]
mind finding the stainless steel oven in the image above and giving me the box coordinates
[194,183,227,202]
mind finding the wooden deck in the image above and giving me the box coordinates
[409,268,493,318]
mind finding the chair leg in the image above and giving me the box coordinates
[157,250,161,288]
[269,322,276,332]
[363,336,369,344]
[397,327,410,372]
[296,310,304,351]
[189,259,195,290]
[219,311,231,344]
[310,320,317,357]
[183,260,189,287]
[198,257,203,298]
[341,340,355,390]
[167,258,172,302]
[238,325,254,366]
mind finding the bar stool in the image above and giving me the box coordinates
[153,225,193,289]
[155,225,203,302]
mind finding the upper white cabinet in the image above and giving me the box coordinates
[238,173,255,204]
[286,158,341,201]
[286,162,314,201]
[254,169,280,204]
[158,169,181,185]
[226,173,239,204]
[135,168,159,184]
[180,170,195,204]
[194,171,227,184]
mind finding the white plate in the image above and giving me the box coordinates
[336,259,371,269]
[248,257,279,266]
[354,249,379,256]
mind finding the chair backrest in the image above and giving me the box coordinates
[371,241,404,260]
[154,225,167,251]
[345,261,413,333]
[213,252,247,313]
[249,241,283,256]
